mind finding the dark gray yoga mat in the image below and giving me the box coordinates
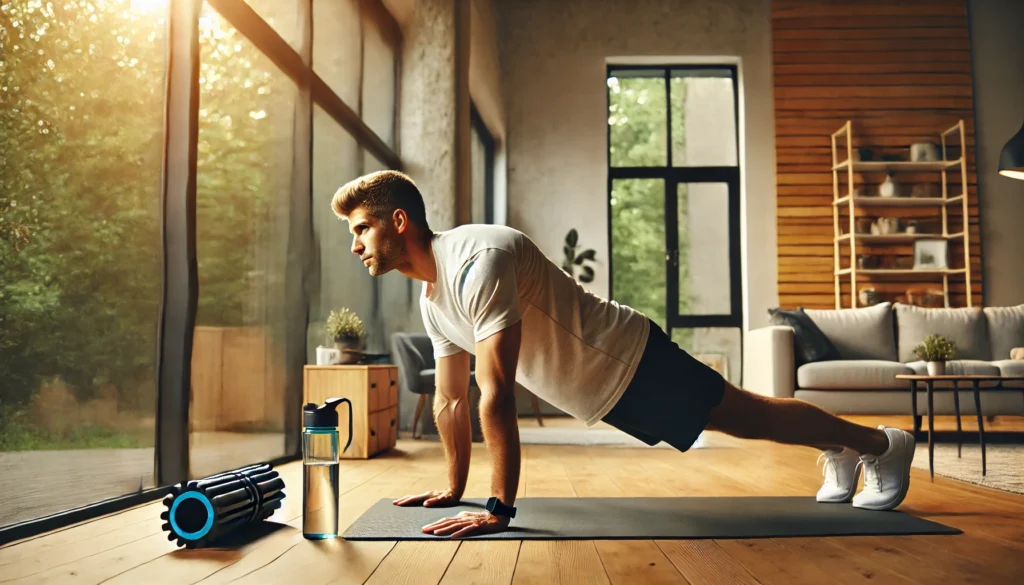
[342,497,960,540]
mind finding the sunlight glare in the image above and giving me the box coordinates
[130,0,168,14]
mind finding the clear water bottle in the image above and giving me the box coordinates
[302,397,352,540]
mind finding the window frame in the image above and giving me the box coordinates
[605,64,744,344]
[470,102,496,224]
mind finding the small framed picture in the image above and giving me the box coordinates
[913,239,948,270]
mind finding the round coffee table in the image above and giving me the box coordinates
[896,374,1024,479]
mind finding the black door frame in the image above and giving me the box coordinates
[606,64,743,369]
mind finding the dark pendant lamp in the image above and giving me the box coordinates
[999,118,1024,180]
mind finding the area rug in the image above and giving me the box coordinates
[517,427,712,449]
[911,443,1024,495]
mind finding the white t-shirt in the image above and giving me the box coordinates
[419,224,650,425]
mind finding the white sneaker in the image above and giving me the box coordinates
[816,447,861,503]
[852,426,915,511]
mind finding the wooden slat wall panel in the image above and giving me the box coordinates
[771,0,981,309]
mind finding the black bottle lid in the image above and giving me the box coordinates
[303,398,345,428]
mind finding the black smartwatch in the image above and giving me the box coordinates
[486,497,517,519]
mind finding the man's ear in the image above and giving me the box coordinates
[393,208,410,234]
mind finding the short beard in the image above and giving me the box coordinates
[368,230,405,277]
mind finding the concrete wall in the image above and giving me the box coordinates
[379,0,518,430]
[969,0,1024,307]
[497,0,777,342]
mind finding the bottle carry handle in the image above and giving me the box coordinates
[335,398,354,454]
[311,397,355,454]
[329,397,354,452]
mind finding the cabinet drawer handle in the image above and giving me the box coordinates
[390,419,396,427]
[370,429,376,437]
[390,380,396,386]
[371,382,377,388]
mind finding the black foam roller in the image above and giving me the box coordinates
[160,462,286,548]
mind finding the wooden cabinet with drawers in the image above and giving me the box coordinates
[302,365,398,459]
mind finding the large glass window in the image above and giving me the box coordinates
[471,104,495,224]
[361,7,396,147]
[0,0,166,528]
[609,71,667,167]
[189,2,294,478]
[608,66,743,385]
[1,0,403,541]
[244,0,300,49]
[313,0,360,109]
[310,106,368,359]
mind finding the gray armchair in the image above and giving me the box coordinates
[391,332,544,438]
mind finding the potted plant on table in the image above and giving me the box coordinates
[324,308,365,364]
[913,334,957,376]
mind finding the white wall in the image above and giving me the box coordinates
[969,0,1024,307]
[497,0,777,338]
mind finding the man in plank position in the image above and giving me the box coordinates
[333,170,915,539]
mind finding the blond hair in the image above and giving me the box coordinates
[331,170,430,230]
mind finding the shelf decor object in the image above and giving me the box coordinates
[830,120,973,309]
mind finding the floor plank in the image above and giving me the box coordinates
[8,531,176,585]
[229,539,395,585]
[363,541,460,585]
[0,506,154,566]
[1,512,162,582]
[714,538,839,585]
[593,540,690,584]
[511,541,611,585]
[438,541,520,585]
[655,540,760,585]
[777,537,921,585]
[826,536,987,585]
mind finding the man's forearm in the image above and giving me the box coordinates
[478,386,520,505]
[434,392,472,498]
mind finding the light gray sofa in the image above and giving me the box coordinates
[744,302,1024,417]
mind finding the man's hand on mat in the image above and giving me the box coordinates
[392,489,460,507]
[421,511,510,538]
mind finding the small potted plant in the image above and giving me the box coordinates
[913,334,956,376]
[324,308,365,364]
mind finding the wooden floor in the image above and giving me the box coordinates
[2,416,1023,584]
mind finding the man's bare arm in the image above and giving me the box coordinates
[393,350,471,507]
[434,350,473,499]
[474,321,522,506]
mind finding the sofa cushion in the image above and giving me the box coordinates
[906,360,1000,376]
[894,304,990,362]
[768,308,841,364]
[797,360,913,390]
[992,360,1024,388]
[983,305,1024,360]
[803,302,897,361]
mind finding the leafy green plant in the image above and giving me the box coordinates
[561,229,597,283]
[913,334,957,362]
[324,308,364,342]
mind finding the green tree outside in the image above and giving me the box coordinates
[0,0,293,451]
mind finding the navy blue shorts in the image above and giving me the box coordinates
[600,319,727,452]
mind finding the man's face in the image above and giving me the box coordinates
[347,206,404,277]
